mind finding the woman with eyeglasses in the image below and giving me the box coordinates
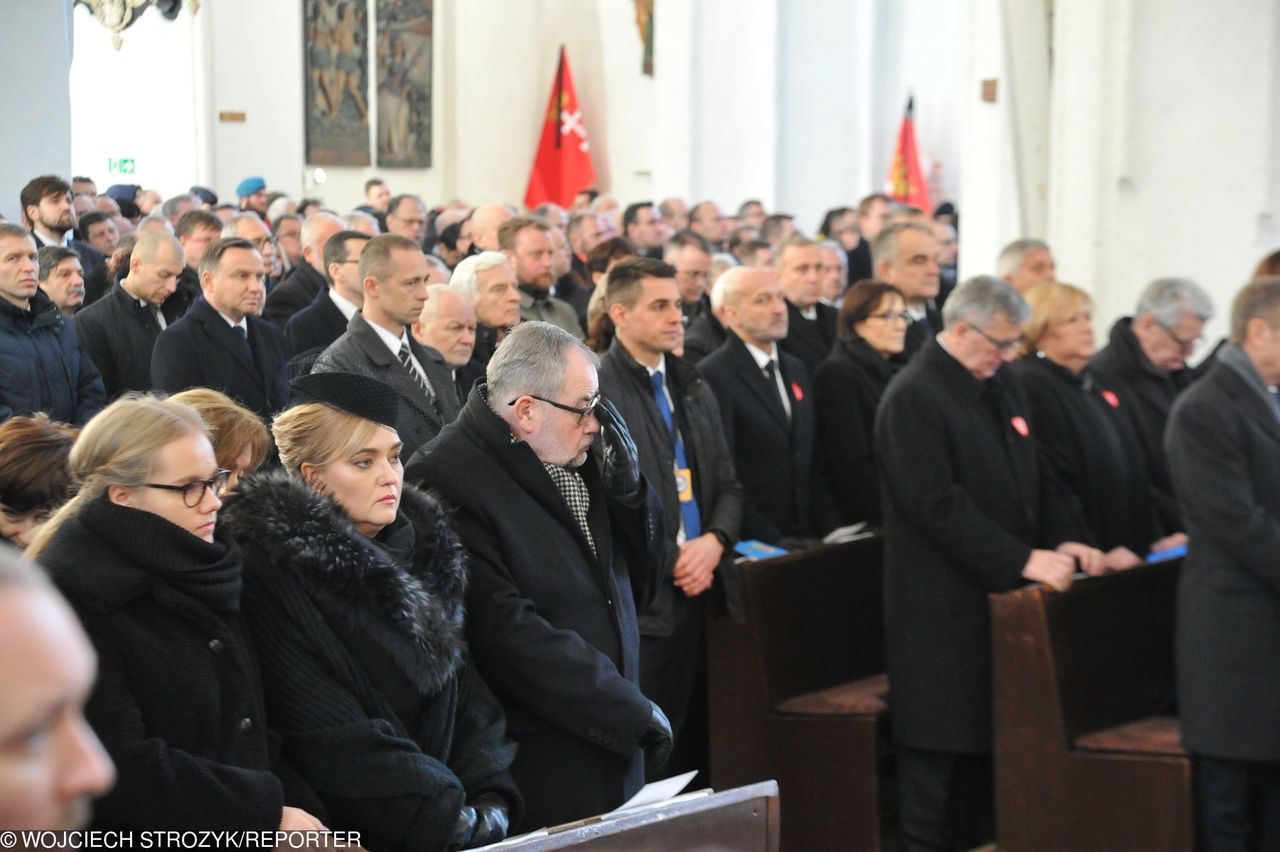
[25,395,327,830]
[812,280,909,529]
[221,372,520,851]
[1011,283,1187,568]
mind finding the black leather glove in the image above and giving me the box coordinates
[447,804,477,850]
[640,699,674,772]
[465,792,511,848]
[596,397,642,505]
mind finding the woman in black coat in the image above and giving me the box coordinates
[221,372,520,852]
[27,395,326,830]
[812,281,907,529]
[1010,282,1185,563]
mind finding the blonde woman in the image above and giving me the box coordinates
[221,372,519,851]
[27,394,326,830]
[171,388,271,490]
[1011,283,1186,568]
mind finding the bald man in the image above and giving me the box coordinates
[698,266,816,543]
[469,202,514,253]
[412,283,482,405]
[75,230,186,397]
[264,212,345,328]
[0,551,115,830]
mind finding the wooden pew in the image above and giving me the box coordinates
[990,561,1193,852]
[485,780,780,850]
[707,537,889,851]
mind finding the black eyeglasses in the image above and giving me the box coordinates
[142,469,231,508]
[508,393,601,424]
[972,325,1021,352]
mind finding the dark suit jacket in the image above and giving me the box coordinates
[75,282,169,398]
[554,273,591,335]
[1166,349,1280,761]
[405,385,665,830]
[698,332,815,542]
[597,342,743,634]
[846,240,872,286]
[264,262,327,329]
[780,300,838,375]
[170,266,202,318]
[284,288,348,357]
[875,339,1079,753]
[312,313,461,458]
[151,297,290,420]
[902,304,943,359]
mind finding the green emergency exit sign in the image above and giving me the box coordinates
[108,158,136,175]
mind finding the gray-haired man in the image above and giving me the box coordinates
[875,276,1102,851]
[406,321,669,831]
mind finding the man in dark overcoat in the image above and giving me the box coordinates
[875,275,1102,851]
[406,321,671,831]
[597,257,743,782]
[151,238,290,421]
[1091,276,1214,530]
[1165,276,1280,850]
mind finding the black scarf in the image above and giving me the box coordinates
[79,497,244,613]
[375,512,417,571]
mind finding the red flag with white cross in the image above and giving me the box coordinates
[524,46,597,209]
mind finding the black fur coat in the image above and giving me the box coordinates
[222,472,519,852]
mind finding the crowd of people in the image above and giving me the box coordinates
[2,171,1279,851]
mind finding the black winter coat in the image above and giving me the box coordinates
[39,499,301,828]
[597,342,743,634]
[812,336,900,529]
[222,474,520,852]
[0,289,105,424]
[1010,355,1160,553]
[779,300,838,375]
[284,287,348,357]
[151,297,291,420]
[699,332,815,542]
[74,282,178,398]
[875,339,1080,753]
[1090,317,1194,530]
[682,310,726,365]
[1166,350,1280,761]
[265,261,327,330]
[406,384,666,831]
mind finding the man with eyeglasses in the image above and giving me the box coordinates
[313,234,459,457]
[284,229,371,356]
[406,321,670,831]
[1091,277,1214,531]
[222,213,281,298]
[152,237,290,421]
[876,275,1104,852]
[263,212,344,329]
[384,193,428,246]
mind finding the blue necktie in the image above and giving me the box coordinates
[651,370,702,540]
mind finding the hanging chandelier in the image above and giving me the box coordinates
[74,0,197,51]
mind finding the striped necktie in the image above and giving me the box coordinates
[398,341,436,404]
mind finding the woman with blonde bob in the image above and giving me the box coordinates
[170,388,271,490]
[27,394,327,830]
[1011,283,1186,567]
[221,371,519,851]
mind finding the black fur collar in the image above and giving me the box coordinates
[222,471,467,695]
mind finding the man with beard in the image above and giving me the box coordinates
[699,266,815,543]
[19,175,110,306]
[0,550,116,829]
[151,238,290,420]
[236,176,269,217]
[449,251,522,365]
[406,321,670,830]
[503,216,583,339]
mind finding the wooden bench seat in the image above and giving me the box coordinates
[1073,714,1185,756]
[774,672,890,717]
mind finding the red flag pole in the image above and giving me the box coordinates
[554,45,564,151]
